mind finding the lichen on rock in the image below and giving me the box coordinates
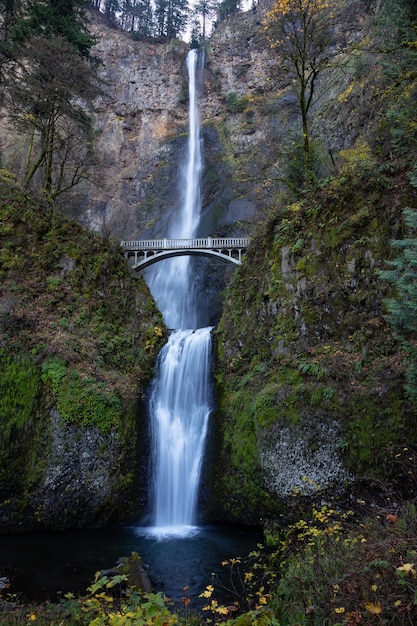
[259,418,352,498]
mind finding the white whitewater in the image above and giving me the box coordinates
[144,49,211,538]
[145,48,202,330]
[149,327,212,535]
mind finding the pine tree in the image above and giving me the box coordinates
[0,0,19,40]
[154,0,188,40]
[217,0,240,22]
[103,0,120,25]
[11,0,95,56]
[375,0,417,163]
[192,0,219,43]
[380,208,417,400]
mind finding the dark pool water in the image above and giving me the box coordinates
[0,524,261,605]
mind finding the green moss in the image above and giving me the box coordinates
[42,358,123,433]
[342,394,408,478]
[0,351,43,493]
[0,172,166,528]
[253,383,281,428]
[0,351,40,440]
[225,91,248,113]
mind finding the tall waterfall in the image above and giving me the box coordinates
[145,49,212,537]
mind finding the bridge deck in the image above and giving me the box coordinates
[121,237,251,269]
[121,237,251,251]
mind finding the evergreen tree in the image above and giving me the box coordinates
[154,0,166,37]
[0,0,19,40]
[217,0,240,22]
[189,15,202,47]
[192,0,218,43]
[375,0,417,162]
[103,0,119,24]
[131,0,154,37]
[380,208,417,401]
[119,0,133,29]
[154,0,188,39]
[11,0,95,56]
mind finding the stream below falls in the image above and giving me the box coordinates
[0,525,261,604]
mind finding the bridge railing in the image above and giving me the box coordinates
[121,237,251,251]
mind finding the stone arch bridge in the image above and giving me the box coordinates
[121,237,250,270]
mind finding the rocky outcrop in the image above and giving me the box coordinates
[65,7,280,239]
[0,172,165,531]
[32,410,131,529]
[0,3,371,241]
[210,158,417,524]
[66,12,190,239]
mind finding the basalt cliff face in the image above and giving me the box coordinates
[75,3,370,242]
[67,6,283,238]
[67,12,189,238]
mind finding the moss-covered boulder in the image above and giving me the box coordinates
[0,170,166,531]
[210,151,417,525]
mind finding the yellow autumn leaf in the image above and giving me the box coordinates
[365,601,382,615]
[96,593,113,602]
[396,563,417,577]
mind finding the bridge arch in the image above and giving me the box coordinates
[121,237,250,271]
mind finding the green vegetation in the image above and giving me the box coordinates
[213,142,416,519]
[212,0,417,524]
[215,118,415,524]
[267,499,417,625]
[0,352,40,486]
[1,0,417,623]
[0,0,100,201]
[379,207,417,402]
[10,0,95,56]
[0,352,40,437]
[0,169,165,528]
[225,92,247,114]
[0,169,165,389]
[42,359,123,433]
